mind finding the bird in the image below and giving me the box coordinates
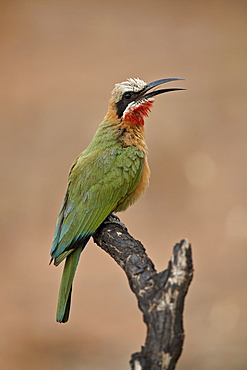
[51,77,184,323]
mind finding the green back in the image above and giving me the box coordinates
[51,143,144,263]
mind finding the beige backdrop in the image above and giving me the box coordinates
[1,1,247,369]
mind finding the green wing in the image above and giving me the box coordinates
[51,144,144,264]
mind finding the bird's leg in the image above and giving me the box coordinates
[103,213,128,231]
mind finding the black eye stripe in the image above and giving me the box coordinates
[116,91,138,118]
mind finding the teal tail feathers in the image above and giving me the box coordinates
[56,246,83,323]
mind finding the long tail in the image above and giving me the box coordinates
[56,245,83,323]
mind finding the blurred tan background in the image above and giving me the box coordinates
[1,0,247,369]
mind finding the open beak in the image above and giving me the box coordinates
[140,78,185,99]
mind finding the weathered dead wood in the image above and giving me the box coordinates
[93,214,193,370]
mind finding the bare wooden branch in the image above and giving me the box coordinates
[93,214,193,370]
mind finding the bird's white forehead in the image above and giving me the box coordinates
[112,78,147,101]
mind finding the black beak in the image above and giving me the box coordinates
[140,78,185,99]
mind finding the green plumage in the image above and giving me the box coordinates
[51,76,184,323]
[51,119,144,322]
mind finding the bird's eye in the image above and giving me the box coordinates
[123,92,132,100]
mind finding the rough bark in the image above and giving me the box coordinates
[93,214,193,370]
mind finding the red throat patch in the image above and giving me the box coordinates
[123,100,154,126]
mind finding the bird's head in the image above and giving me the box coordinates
[107,77,184,126]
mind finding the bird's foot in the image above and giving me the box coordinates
[104,213,128,232]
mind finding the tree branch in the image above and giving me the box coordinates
[93,214,193,370]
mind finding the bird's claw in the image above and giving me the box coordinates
[104,213,128,232]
